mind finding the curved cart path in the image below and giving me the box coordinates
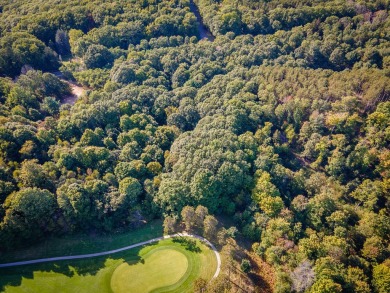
[0,232,221,279]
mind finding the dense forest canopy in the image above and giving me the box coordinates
[0,0,389,292]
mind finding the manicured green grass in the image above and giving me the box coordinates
[0,238,218,293]
[0,220,163,263]
[111,249,188,293]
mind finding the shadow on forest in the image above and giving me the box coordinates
[248,272,273,293]
[248,260,273,293]
[172,237,201,253]
[0,245,147,291]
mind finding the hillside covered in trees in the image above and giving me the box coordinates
[0,0,389,292]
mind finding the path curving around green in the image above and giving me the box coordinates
[1,234,220,293]
[0,233,221,277]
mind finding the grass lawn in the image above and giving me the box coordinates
[0,220,163,264]
[111,248,188,293]
[0,238,218,293]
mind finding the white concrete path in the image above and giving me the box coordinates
[0,233,221,279]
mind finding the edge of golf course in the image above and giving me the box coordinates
[0,232,221,282]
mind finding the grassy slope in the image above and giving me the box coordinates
[1,239,217,293]
[0,220,163,263]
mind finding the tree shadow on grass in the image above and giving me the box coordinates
[0,245,145,291]
[172,237,201,253]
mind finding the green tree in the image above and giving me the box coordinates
[310,278,342,293]
[0,32,58,77]
[146,162,162,176]
[18,159,52,190]
[156,179,191,215]
[240,258,251,273]
[84,44,114,69]
[361,236,386,261]
[118,177,142,205]
[68,29,85,56]
[259,195,284,217]
[57,183,92,229]
[373,260,390,293]
[345,267,370,293]
[252,171,284,216]
[80,129,104,147]
[114,160,147,180]
[1,188,57,246]
[351,180,384,211]
[40,96,60,116]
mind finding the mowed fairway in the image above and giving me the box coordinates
[1,238,218,293]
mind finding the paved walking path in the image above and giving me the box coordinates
[0,233,221,279]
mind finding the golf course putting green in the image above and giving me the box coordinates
[1,237,219,293]
[111,248,188,293]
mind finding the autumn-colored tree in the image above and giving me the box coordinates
[181,205,195,231]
